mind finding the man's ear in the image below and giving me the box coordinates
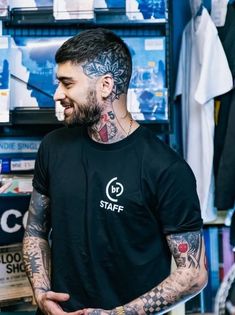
[100,74,114,98]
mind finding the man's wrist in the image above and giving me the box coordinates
[34,287,50,300]
[35,287,50,294]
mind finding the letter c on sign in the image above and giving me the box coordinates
[1,209,22,233]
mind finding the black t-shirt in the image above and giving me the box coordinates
[214,3,235,209]
[33,125,202,311]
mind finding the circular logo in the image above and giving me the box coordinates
[106,177,124,202]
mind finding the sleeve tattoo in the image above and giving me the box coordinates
[122,230,207,315]
[23,189,51,294]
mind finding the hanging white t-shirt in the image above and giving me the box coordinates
[175,7,233,223]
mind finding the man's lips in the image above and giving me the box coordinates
[61,103,73,109]
[60,103,74,116]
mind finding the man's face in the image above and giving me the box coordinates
[54,61,102,126]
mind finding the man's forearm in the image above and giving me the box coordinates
[119,231,208,315]
[83,265,207,315]
[121,266,207,315]
[23,189,51,299]
[23,236,51,297]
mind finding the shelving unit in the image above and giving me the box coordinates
[9,108,59,125]
[1,0,173,135]
[0,0,174,311]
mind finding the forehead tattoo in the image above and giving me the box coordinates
[82,46,130,101]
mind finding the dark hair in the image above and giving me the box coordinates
[55,28,132,98]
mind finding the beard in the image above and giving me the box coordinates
[63,89,102,127]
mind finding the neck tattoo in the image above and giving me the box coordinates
[127,118,133,137]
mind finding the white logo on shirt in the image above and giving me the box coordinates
[100,177,124,213]
[106,177,124,202]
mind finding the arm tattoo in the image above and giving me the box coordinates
[88,308,139,315]
[141,291,173,314]
[23,238,51,292]
[82,46,130,101]
[134,230,205,314]
[24,189,51,239]
[167,230,202,269]
[23,189,51,294]
[123,304,141,315]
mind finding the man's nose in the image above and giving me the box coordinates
[54,86,65,101]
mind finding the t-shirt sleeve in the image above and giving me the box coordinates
[33,139,49,196]
[156,160,203,234]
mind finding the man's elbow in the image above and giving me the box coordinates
[199,268,208,289]
[191,268,208,295]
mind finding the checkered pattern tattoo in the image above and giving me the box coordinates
[141,290,173,313]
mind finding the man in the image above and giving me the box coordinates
[23,28,208,315]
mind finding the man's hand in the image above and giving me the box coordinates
[36,290,82,315]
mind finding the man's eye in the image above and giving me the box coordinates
[63,82,72,88]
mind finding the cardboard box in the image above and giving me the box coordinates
[0,243,33,303]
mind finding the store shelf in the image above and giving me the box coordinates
[7,7,167,27]
[9,108,61,125]
[9,7,54,25]
[0,108,170,133]
[138,120,171,134]
[0,193,31,198]
[95,9,167,26]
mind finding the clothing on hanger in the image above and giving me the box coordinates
[189,0,203,16]
[175,6,233,223]
[214,3,235,210]
[210,0,229,27]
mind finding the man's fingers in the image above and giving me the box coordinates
[45,291,70,301]
[39,293,85,315]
